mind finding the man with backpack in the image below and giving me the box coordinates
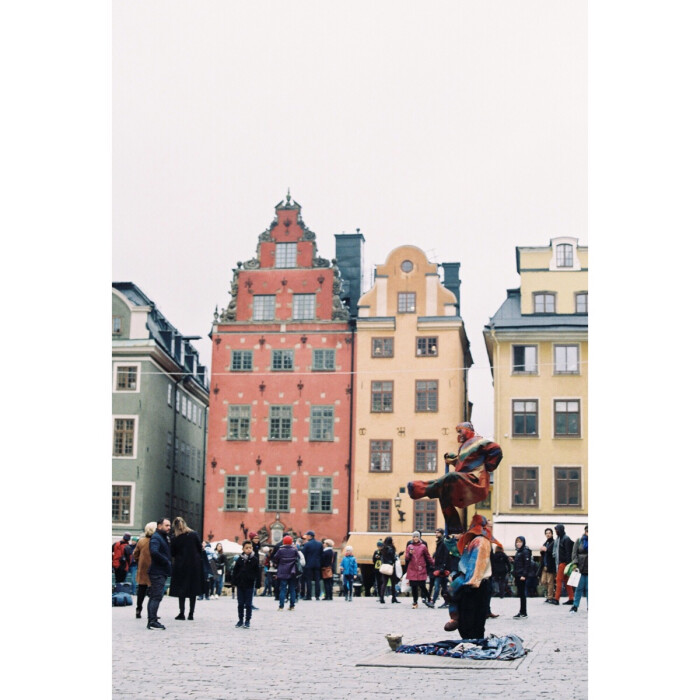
[112,533,132,584]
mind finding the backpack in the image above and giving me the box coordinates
[112,541,129,570]
[112,592,133,606]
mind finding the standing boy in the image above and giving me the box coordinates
[231,540,260,628]
[339,545,358,601]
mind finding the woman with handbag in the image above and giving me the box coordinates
[378,536,401,604]
[404,531,436,609]
[168,517,208,620]
[321,539,335,600]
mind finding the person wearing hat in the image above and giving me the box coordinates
[405,531,435,609]
[272,535,300,610]
[112,532,132,584]
[372,540,384,598]
[301,530,323,601]
[408,421,502,535]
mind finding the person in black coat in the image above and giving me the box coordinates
[168,517,208,621]
[491,545,511,598]
[301,530,324,600]
[538,528,557,602]
[512,535,532,619]
[231,540,260,628]
[378,536,401,604]
[146,518,171,630]
[430,528,452,607]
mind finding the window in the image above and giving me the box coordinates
[415,380,438,412]
[414,500,437,531]
[576,293,588,314]
[400,260,414,273]
[231,350,253,371]
[166,432,172,469]
[554,400,581,437]
[555,467,581,506]
[174,438,179,471]
[112,484,131,523]
[308,476,332,513]
[266,475,290,511]
[112,316,123,336]
[227,405,251,440]
[372,337,394,357]
[371,381,394,412]
[416,337,438,356]
[513,345,537,374]
[292,294,315,320]
[269,405,292,440]
[414,440,437,472]
[512,400,538,436]
[175,391,180,413]
[275,242,297,268]
[512,467,538,506]
[253,295,276,321]
[556,243,574,267]
[167,384,172,406]
[113,418,135,456]
[272,349,294,371]
[370,440,393,472]
[368,499,391,531]
[115,365,138,391]
[533,293,555,313]
[312,349,335,370]
[310,406,334,441]
[224,475,248,510]
[476,489,492,509]
[398,292,416,313]
[554,345,579,374]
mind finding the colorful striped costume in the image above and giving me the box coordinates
[407,431,502,535]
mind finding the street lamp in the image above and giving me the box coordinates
[393,493,406,523]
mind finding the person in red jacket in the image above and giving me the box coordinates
[404,532,435,609]
[112,533,132,584]
[408,422,502,535]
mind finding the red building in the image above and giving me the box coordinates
[204,194,356,548]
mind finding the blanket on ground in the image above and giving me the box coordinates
[395,634,527,660]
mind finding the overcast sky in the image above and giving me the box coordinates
[112,0,587,436]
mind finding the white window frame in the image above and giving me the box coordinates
[113,362,141,393]
[554,344,580,374]
[167,384,173,406]
[112,481,135,527]
[512,345,538,374]
[112,415,139,459]
[275,242,297,268]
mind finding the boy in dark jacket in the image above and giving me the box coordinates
[231,540,260,628]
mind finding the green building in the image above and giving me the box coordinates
[112,283,209,541]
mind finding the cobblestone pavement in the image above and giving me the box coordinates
[113,591,587,699]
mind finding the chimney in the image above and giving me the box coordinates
[441,262,461,316]
[334,230,365,319]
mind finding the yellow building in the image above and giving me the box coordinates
[483,237,588,554]
[347,245,472,564]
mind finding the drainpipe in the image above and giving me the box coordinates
[488,323,500,518]
[345,320,356,542]
[199,397,208,537]
[169,376,184,517]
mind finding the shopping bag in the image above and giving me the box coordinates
[399,574,411,594]
[567,570,581,588]
[394,558,403,578]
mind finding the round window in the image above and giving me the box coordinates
[400,260,413,273]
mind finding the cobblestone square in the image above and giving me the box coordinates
[113,592,587,699]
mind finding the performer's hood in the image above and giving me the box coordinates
[457,514,503,553]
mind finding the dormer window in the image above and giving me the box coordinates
[398,292,416,313]
[275,243,297,268]
[533,292,556,314]
[556,243,574,268]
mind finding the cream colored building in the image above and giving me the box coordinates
[347,245,472,563]
[483,237,588,554]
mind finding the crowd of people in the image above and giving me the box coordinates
[113,518,588,632]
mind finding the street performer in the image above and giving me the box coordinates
[407,421,502,535]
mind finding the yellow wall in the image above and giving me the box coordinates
[490,239,588,525]
[350,245,467,562]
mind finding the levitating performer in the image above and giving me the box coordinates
[407,421,502,535]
